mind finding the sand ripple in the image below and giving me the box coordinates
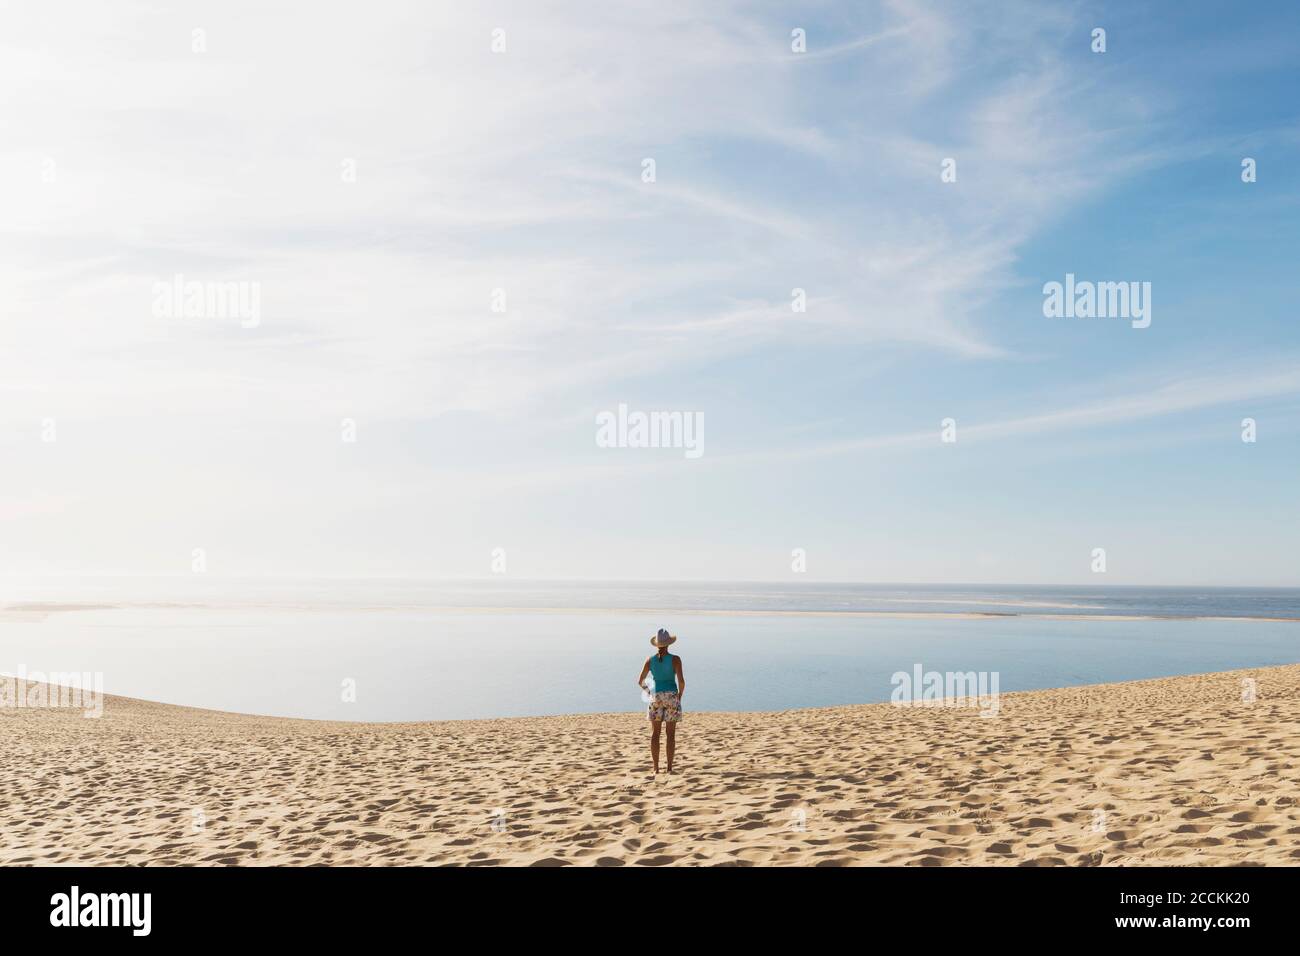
[3,665,1299,866]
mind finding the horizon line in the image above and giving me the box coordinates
[3,574,1300,590]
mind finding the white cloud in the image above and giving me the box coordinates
[0,1,1162,428]
[0,0,1210,579]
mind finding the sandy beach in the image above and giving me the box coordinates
[3,664,1298,866]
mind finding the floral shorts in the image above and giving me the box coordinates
[647,691,682,723]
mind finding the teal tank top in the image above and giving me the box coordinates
[648,652,677,693]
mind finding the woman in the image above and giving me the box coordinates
[637,628,685,774]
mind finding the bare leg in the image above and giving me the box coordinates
[649,719,662,773]
[665,722,676,774]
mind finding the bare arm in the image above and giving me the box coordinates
[674,656,685,700]
[637,657,650,691]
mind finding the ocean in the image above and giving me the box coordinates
[3,579,1299,721]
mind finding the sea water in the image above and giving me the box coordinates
[2,579,1298,721]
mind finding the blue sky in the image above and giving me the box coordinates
[2,1,1299,585]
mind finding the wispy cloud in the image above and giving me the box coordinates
[6,1,1286,583]
[722,360,1300,465]
[0,0,1165,433]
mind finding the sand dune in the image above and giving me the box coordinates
[3,665,1298,866]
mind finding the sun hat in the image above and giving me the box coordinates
[650,628,677,648]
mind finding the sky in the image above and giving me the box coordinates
[2,0,1299,586]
